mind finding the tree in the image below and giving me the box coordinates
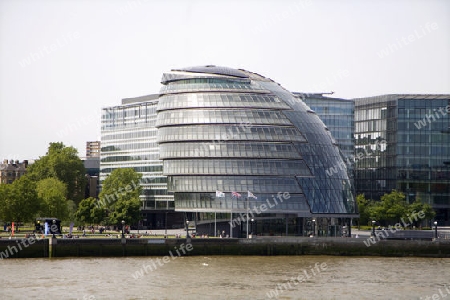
[75,197,105,225]
[98,168,142,226]
[27,142,86,203]
[110,197,141,227]
[0,184,11,221]
[0,176,40,223]
[379,190,407,224]
[365,190,438,228]
[407,199,435,227]
[356,194,370,228]
[36,178,69,220]
[366,200,384,225]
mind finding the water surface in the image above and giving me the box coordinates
[0,256,448,300]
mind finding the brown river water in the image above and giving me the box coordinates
[0,256,449,300]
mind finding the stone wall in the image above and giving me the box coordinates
[1,237,450,259]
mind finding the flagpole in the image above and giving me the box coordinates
[246,197,249,239]
[230,195,233,238]
[214,212,217,237]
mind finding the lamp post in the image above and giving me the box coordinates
[251,218,254,236]
[372,220,376,237]
[434,221,438,239]
[312,219,316,237]
[186,220,190,238]
[52,219,56,238]
[121,220,125,238]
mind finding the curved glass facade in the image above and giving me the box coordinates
[157,125,306,143]
[159,142,302,159]
[157,93,290,111]
[156,65,357,220]
[156,109,292,127]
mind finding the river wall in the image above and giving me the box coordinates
[1,237,450,259]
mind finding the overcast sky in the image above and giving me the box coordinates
[0,0,449,161]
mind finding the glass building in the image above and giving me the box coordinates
[101,94,183,230]
[354,94,450,225]
[297,93,355,162]
[156,65,358,237]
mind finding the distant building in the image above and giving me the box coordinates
[354,94,450,225]
[0,159,28,184]
[82,156,100,199]
[86,141,101,157]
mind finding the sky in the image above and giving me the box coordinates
[0,0,449,161]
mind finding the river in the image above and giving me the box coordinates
[0,256,449,300]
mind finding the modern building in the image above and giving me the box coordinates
[155,65,358,237]
[100,94,183,230]
[0,159,28,184]
[297,93,355,162]
[82,156,100,199]
[86,141,101,158]
[354,94,450,225]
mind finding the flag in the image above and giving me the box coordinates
[232,191,242,198]
[11,222,14,237]
[216,190,225,198]
[248,191,257,199]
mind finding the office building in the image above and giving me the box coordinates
[354,94,450,225]
[298,93,355,162]
[82,156,100,199]
[101,94,183,230]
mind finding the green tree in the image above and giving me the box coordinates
[356,194,370,228]
[99,168,142,226]
[27,142,86,203]
[379,190,407,224]
[407,199,435,227]
[0,176,40,223]
[365,190,437,228]
[366,190,407,226]
[0,184,11,221]
[366,200,384,225]
[75,197,105,225]
[36,178,69,220]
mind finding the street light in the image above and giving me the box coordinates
[312,219,316,237]
[121,220,125,238]
[434,221,438,239]
[372,220,376,237]
[186,220,190,238]
[52,219,56,238]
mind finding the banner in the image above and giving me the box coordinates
[11,222,14,236]
[69,222,74,235]
[45,222,49,235]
